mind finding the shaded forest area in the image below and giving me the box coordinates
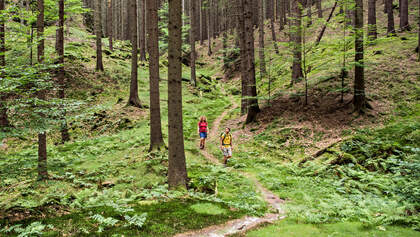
[0,0,419,236]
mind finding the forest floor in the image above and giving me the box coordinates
[1,1,420,236]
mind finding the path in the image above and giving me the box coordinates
[176,98,286,237]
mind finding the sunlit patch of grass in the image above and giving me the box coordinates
[239,219,420,237]
[190,203,228,215]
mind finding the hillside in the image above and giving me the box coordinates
[0,0,419,236]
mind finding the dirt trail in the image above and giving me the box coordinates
[176,99,286,237]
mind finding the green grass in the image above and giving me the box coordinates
[4,199,246,236]
[240,219,420,237]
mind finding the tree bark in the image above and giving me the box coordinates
[238,0,249,115]
[200,0,204,45]
[139,0,147,61]
[279,0,285,31]
[0,0,9,129]
[399,0,409,31]
[386,0,395,35]
[108,0,113,51]
[270,17,280,54]
[0,0,4,67]
[258,0,267,78]
[57,0,70,143]
[354,0,366,112]
[307,0,312,26]
[316,0,322,18]
[127,0,142,108]
[291,0,303,84]
[37,0,48,181]
[368,0,377,40]
[95,0,104,71]
[244,0,260,123]
[125,0,130,40]
[147,0,165,151]
[190,0,197,86]
[168,0,188,189]
[418,0,420,62]
[207,3,212,55]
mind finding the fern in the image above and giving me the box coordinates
[124,213,148,229]
[91,214,119,228]
[1,222,53,237]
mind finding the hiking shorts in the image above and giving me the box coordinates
[200,132,207,138]
[222,146,232,157]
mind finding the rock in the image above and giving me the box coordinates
[101,181,115,188]
[199,74,212,85]
[373,50,383,55]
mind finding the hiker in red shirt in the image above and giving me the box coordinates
[198,116,209,149]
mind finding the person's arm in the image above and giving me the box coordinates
[220,135,224,149]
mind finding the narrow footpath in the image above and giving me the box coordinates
[176,98,286,237]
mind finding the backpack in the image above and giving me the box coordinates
[221,133,232,145]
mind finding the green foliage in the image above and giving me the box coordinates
[124,213,147,228]
[158,2,190,53]
[91,214,119,233]
[0,222,54,237]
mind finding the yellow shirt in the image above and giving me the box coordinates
[221,133,232,147]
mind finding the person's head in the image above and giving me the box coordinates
[200,116,207,122]
[225,127,231,133]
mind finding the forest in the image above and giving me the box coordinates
[0,0,419,236]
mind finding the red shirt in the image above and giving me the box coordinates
[198,122,208,133]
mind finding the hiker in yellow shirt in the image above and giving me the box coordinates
[220,127,233,165]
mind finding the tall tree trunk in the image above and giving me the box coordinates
[200,0,204,45]
[399,0,409,31]
[258,0,267,78]
[127,0,142,107]
[354,0,366,112]
[386,0,395,35]
[125,0,130,40]
[418,0,420,62]
[168,0,188,189]
[291,0,303,84]
[57,0,70,143]
[139,0,147,61]
[222,1,228,69]
[0,0,4,68]
[238,0,249,115]
[108,0,113,51]
[147,0,165,151]
[307,0,312,26]
[244,0,260,124]
[279,0,285,31]
[37,0,48,181]
[0,0,9,129]
[316,0,322,18]
[270,17,280,54]
[207,4,212,55]
[190,0,197,86]
[368,0,377,40]
[101,0,107,37]
[95,0,104,71]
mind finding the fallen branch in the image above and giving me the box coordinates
[315,1,339,46]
